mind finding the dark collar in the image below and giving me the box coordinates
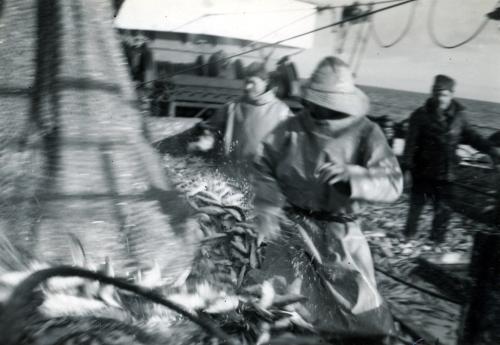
[424,98,465,115]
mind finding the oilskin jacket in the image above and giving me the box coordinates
[200,90,293,164]
[403,99,493,181]
[253,109,403,214]
[251,109,403,338]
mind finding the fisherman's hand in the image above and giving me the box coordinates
[315,162,352,186]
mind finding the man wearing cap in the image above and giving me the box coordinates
[250,56,402,342]
[403,75,498,243]
[188,62,293,167]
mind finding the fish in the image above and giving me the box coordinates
[0,266,236,345]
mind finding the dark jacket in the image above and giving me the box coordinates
[403,99,493,181]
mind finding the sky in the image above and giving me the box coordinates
[291,0,500,102]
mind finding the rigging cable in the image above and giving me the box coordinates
[319,0,415,11]
[352,18,373,76]
[245,10,318,62]
[171,7,320,31]
[335,0,413,53]
[427,0,496,49]
[371,0,418,48]
[137,0,418,88]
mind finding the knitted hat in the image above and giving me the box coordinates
[432,74,455,92]
[302,56,369,117]
[245,62,269,80]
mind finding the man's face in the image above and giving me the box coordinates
[244,76,267,99]
[432,89,454,110]
[303,100,349,120]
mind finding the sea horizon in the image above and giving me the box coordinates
[359,84,500,137]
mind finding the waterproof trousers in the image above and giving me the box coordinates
[247,213,394,343]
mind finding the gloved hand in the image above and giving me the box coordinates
[315,161,352,186]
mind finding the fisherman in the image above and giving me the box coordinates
[251,56,402,342]
[188,62,293,168]
[402,75,500,244]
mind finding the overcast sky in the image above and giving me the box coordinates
[293,0,500,102]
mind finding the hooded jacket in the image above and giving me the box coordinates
[251,108,402,337]
[200,90,293,163]
[253,108,403,217]
[403,99,494,181]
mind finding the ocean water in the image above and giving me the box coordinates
[360,85,500,137]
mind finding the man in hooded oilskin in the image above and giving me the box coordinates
[251,56,402,343]
[188,62,293,168]
[402,75,500,243]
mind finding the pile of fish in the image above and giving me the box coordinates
[161,154,320,344]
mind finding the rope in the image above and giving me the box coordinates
[375,265,462,305]
[371,0,418,48]
[427,0,494,49]
[137,0,418,88]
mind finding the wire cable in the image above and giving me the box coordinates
[371,0,418,48]
[137,0,418,88]
[427,0,494,49]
